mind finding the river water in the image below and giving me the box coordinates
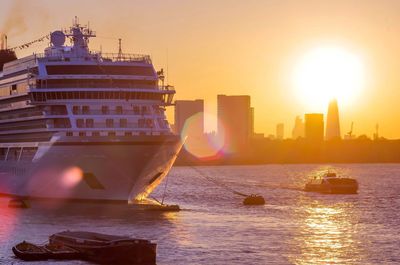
[1,164,399,264]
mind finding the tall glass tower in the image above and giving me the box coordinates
[326,99,341,140]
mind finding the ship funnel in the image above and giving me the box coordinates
[0,34,4,50]
[0,34,17,72]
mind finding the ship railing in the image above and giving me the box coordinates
[70,110,154,115]
[30,83,156,90]
[76,122,155,129]
[160,85,175,92]
[34,52,152,64]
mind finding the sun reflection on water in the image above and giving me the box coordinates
[292,198,361,265]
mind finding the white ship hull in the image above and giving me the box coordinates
[0,136,182,203]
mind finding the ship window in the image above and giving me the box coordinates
[120,119,127,128]
[101,106,109,114]
[46,65,154,76]
[54,118,71,128]
[20,147,37,161]
[76,119,84,128]
[141,106,147,115]
[82,106,90,114]
[146,119,154,128]
[72,106,80,114]
[0,148,7,160]
[133,106,140,115]
[108,131,116,137]
[116,106,123,114]
[86,119,94,128]
[92,131,100,137]
[79,131,86,137]
[138,119,145,128]
[7,148,21,161]
[106,119,114,128]
[11,84,17,95]
[66,132,73,136]
[125,132,132,137]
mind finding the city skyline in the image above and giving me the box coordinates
[2,0,400,138]
[174,95,379,140]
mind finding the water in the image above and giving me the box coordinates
[1,164,400,264]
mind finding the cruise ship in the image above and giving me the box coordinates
[0,20,182,203]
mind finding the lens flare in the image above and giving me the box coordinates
[61,166,83,188]
[181,112,225,160]
[0,182,19,243]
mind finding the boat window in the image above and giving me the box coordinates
[72,106,80,114]
[86,119,94,128]
[120,119,127,128]
[101,106,109,114]
[106,119,114,128]
[0,148,7,160]
[30,91,163,102]
[6,148,21,161]
[82,106,90,114]
[20,147,37,161]
[46,65,155,76]
[116,106,123,114]
[76,119,84,128]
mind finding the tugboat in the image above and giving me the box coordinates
[304,172,358,194]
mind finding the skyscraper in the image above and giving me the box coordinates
[217,95,253,153]
[325,99,341,140]
[174,99,204,135]
[292,116,305,139]
[276,123,284,140]
[305,113,324,141]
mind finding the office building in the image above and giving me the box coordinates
[292,116,305,139]
[305,113,324,141]
[174,99,204,135]
[325,99,341,140]
[217,95,253,152]
[276,123,284,140]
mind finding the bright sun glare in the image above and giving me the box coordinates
[293,46,365,110]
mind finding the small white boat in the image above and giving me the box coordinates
[305,172,358,194]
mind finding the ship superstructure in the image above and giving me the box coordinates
[0,20,182,203]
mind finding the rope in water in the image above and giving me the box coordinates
[191,167,249,197]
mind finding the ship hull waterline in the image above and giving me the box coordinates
[0,136,182,204]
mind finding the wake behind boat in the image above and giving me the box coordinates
[304,172,358,194]
[0,18,182,204]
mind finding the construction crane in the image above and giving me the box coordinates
[346,122,354,139]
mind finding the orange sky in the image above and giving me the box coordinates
[2,0,400,138]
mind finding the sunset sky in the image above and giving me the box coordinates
[2,0,400,138]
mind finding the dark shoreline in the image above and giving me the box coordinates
[175,139,400,166]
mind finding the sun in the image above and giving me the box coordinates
[292,46,365,110]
